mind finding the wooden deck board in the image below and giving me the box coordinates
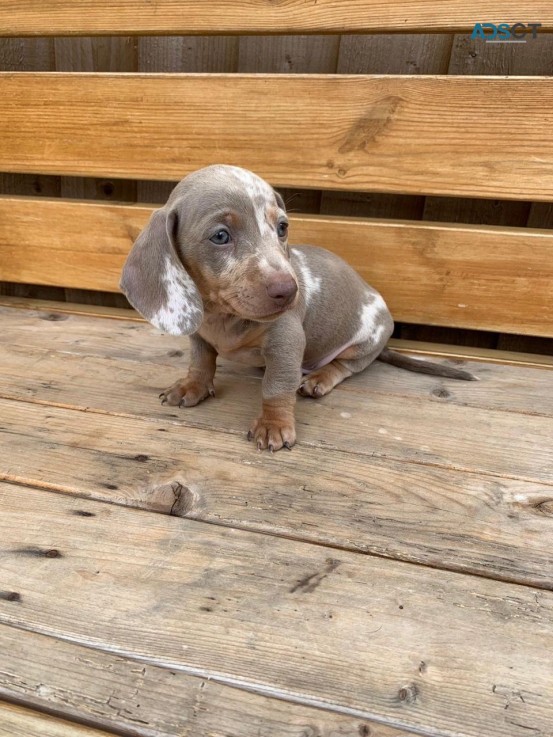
[1,481,552,737]
[2,298,552,368]
[1,341,551,484]
[1,306,552,416]
[0,309,551,591]
[2,398,553,587]
[0,627,414,737]
[1,343,551,423]
[0,702,118,737]
[0,306,552,735]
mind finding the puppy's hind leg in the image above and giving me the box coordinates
[298,341,382,398]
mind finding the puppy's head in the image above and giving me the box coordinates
[120,165,298,335]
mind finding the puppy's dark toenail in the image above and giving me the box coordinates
[247,430,253,441]
[283,441,292,450]
[209,388,215,397]
[158,392,165,399]
[160,398,167,405]
[269,444,274,453]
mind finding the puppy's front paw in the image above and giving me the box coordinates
[159,378,215,408]
[248,416,296,452]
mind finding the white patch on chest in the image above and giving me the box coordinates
[151,255,202,336]
[293,249,322,306]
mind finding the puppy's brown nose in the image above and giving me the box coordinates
[266,274,298,306]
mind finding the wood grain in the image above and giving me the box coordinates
[320,32,447,231]
[1,298,550,367]
[136,32,238,205]
[1,335,552,485]
[0,308,552,588]
[0,301,552,484]
[2,197,552,336]
[0,36,60,303]
[1,74,553,200]
[1,482,552,737]
[1,395,553,588]
[418,31,553,323]
[0,702,117,737]
[0,625,414,737]
[2,1,552,35]
[237,34,340,73]
[1,306,552,412]
[53,35,138,308]
[0,297,143,321]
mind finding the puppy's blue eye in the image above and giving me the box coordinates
[210,229,231,245]
[277,222,288,238]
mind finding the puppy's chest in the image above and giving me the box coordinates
[199,317,267,367]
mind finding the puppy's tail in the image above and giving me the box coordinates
[377,348,477,381]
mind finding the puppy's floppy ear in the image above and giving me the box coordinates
[120,203,203,336]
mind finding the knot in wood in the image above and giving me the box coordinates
[533,499,553,517]
[398,684,418,704]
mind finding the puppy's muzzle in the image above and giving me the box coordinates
[266,273,298,308]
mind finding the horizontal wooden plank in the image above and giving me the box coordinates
[0,197,146,292]
[288,216,553,336]
[1,482,553,737]
[2,394,553,588]
[2,0,553,35]
[1,304,552,484]
[1,306,552,414]
[1,298,552,367]
[1,307,552,587]
[2,337,552,484]
[1,74,553,200]
[0,701,117,737]
[2,198,552,336]
[0,297,143,322]
[0,622,413,737]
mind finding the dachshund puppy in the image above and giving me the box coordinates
[121,165,474,451]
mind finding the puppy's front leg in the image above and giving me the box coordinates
[248,316,305,452]
[160,334,217,408]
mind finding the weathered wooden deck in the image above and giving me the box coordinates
[0,303,552,737]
